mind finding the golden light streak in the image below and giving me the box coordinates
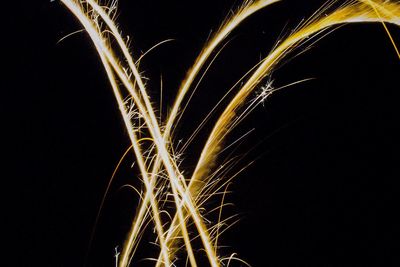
[77,2,220,265]
[361,0,400,58]
[191,0,400,204]
[156,1,400,264]
[59,1,172,265]
[168,0,282,134]
[58,0,399,266]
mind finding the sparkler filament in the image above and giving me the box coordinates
[59,0,399,266]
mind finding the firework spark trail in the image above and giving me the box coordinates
[58,2,177,266]
[61,1,220,266]
[153,1,290,262]
[58,1,206,265]
[80,0,289,264]
[191,0,400,210]
[156,0,400,264]
[58,1,173,266]
[78,1,220,265]
[360,0,400,58]
[169,0,282,133]
[59,0,400,266]
[103,1,288,262]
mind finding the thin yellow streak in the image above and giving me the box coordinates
[57,29,85,44]
[160,74,163,125]
[228,79,314,133]
[223,253,252,267]
[136,39,175,65]
[175,41,231,131]
[361,0,400,59]
[181,59,266,153]
[88,145,132,256]
[214,183,231,254]
[168,0,282,135]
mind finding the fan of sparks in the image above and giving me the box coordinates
[59,0,399,266]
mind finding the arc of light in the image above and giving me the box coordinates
[360,0,400,59]
[98,0,286,262]
[62,1,219,266]
[167,0,282,135]
[151,0,291,263]
[157,0,400,264]
[59,1,172,266]
[82,1,221,266]
[191,0,400,205]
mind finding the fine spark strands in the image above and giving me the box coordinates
[59,0,399,266]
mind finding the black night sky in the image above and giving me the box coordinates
[7,0,400,266]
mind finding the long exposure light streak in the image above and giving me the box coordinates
[59,0,399,266]
[79,3,220,266]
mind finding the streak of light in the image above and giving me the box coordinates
[58,0,400,266]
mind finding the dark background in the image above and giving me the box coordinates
[7,0,400,266]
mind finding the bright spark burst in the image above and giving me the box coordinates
[58,0,400,266]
